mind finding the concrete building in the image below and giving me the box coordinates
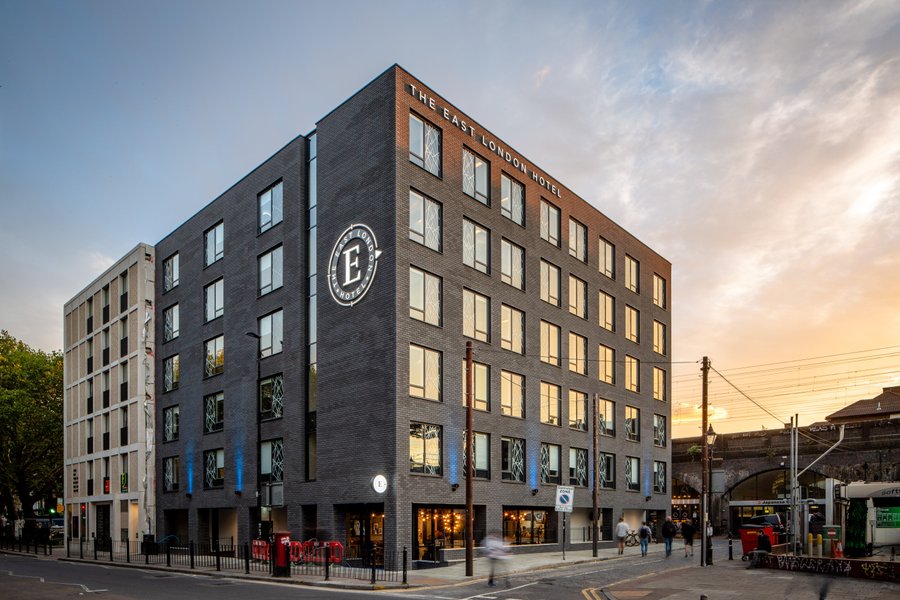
[69,65,672,562]
[63,244,156,544]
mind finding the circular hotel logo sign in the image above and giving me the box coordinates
[328,224,381,306]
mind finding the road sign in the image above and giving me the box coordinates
[556,485,574,512]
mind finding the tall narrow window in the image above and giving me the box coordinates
[260,374,284,420]
[259,246,284,296]
[599,399,615,436]
[258,181,283,234]
[625,255,639,293]
[163,253,180,292]
[463,219,490,274]
[409,422,442,475]
[163,406,179,442]
[540,200,560,246]
[501,239,524,290]
[568,218,587,262]
[569,448,588,486]
[163,355,180,392]
[409,267,442,326]
[625,405,640,442]
[409,344,441,401]
[462,148,489,204]
[463,431,490,479]
[462,289,490,342]
[568,332,586,375]
[163,304,179,342]
[204,392,224,433]
[203,449,225,488]
[204,222,224,266]
[569,275,586,319]
[204,279,224,322]
[653,414,667,448]
[540,260,560,306]
[501,437,525,482]
[409,190,441,251]
[599,238,615,279]
[625,305,639,343]
[500,304,524,354]
[568,389,588,431]
[653,461,667,493]
[598,345,614,384]
[204,336,224,377]
[625,355,639,392]
[462,361,489,411]
[540,381,561,426]
[500,370,524,418]
[625,456,640,491]
[409,114,441,177]
[540,321,560,366]
[260,439,285,483]
[258,310,284,358]
[653,274,667,308]
[500,174,524,225]
[598,291,615,331]
[653,367,667,402]
[163,456,180,491]
[653,321,667,355]
[540,443,561,484]
[599,452,615,489]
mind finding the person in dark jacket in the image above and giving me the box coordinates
[680,520,696,557]
[661,516,678,558]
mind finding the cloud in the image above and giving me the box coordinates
[533,65,551,88]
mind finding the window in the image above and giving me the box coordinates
[204,278,224,322]
[540,381,561,426]
[501,239,524,290]
[500,174,524,225]
[409,422,442,475]
[540,443,561,484]
[598,291,615,331]
[260,374,284,420]
[569,218,587,262]
[653,461,667,493]
[653,414,667,448]
[409,267,442,326]
[500,304,524,354]
[598,344,614,384]
[260,439,284,483]
[409,344,441,401]
[163,406,179,442]
[163,456,179,492]
[204,392,224,433]
[625,456,640,491]
[259,246,283,295]
[409,190,441,251]
[540,260,560,306]
[568,332,587,375]
[500,370,524,418]
[463,289,490,342]
[462,148,489,204]
[163,253,179,292]
[599,452,615,489]
[204,336,224,377]
[540,200,560,246]
[568,390,588,431]
[259,310,284,357]
[653,274,667,308]
[653,321,667,355]
[409,114,441,177]
[599,238,614,279]
[462,361,490,411]
[569,448,588,486]
[258,181,283,234]
[203,448,225,488]
[625,405,640,442]
[540,321,560,366]
[163,355,180,392]
[625,305,639,343]
[653,367,667,402]
[599,398,615,436]
[568,275,586,319]
[501,436,526,482]
[625,255,639,293]
[204,222,224,266]
[463,219,490,273]
[625,355,639,392]
[464,431,490,479]
[163,305,179,342]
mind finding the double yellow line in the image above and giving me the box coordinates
[581,588,605,600]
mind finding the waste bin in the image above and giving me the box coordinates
[739,525,774,558]
[273,532,291,576]
[141,534,158,555]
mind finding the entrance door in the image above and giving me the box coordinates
[96,504,111,549]
[345,510,385,566]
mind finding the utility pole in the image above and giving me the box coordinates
[701,356,710,567]
[592,393,600,557]
[465,341,474,576]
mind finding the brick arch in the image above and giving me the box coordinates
[725,467,826,501]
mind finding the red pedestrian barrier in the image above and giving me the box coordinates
[251,539,269,561]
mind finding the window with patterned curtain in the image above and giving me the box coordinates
[653,461,667,493]
[653,414,667,448]
[409,114,441,177]
[625,456,640,491]
[501,436,525,482]
[540,443,561,484]
[409,422,442,475]
[569,447,588,486]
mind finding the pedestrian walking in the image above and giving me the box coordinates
[661,516,677,558]
[680,520,696,557]
[482,532,509,587]
[638,521,652,556]
[615,516,629,555]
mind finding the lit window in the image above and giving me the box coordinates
[463,289,490,342]
[409,344,441,401]
[463,219,490,274]
[625,405,640,442]
[500,370,524,418]
[464,431,490,479]
[625,305,639,343]
[409,267,442,326]
[653,320,666,355]
[258,181,283,234]
[540,321,560,366]
[540,381,561,426]
[569,218,587,262]
[598,291,615,331]
[599,238,614,279]
[462,148,489,204]
[500,174,524,225]
[568,389,588,431]
[204,222,224,266]
[500,304,524,354]
[409,114,441,177]
[540,260,560,306]
[625,355,639,392]
[409,422,442,475]
[653,414,667,448]
[653,274,667,309]
[569,275,586,319]
[653,367,667,402]
[540,200,560,246]
[409,190,441,251]
[258,310,284,358]
[259,246,283,296]
[598,345,614,384]
[462,360,490,411]
[625,255,639,293]
[600,399,615,436]
[568,332,587,375]
[501,239,524,290]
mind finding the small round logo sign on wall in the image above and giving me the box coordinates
[328,224,381,306]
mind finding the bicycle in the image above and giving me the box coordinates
[625,530,640,547]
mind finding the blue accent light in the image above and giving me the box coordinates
[235,446,244,492]
[644,462,651,496]
[186,442,194,495]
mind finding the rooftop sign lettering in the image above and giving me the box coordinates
[408,83,562,199]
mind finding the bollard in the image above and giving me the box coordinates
[244,542,250,574]
[126,539,130,563]
[370,548,376,585]
[189,541,195,570]
[324,544,331,581]
[403,546,408,585]
[166,541,172,567]
[109,538,114,563]
[815,534,822,558]
[807,533,813,556]
[215,540,221,572]
[728,534,734,560]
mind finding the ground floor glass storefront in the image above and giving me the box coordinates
[502,507,557,545]
[413,505,486,561]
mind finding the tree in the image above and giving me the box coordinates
[0,331,63,520]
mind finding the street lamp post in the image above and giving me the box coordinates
[245,331,263,542]
[705,424,717,566]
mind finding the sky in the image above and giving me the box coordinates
[1,1,899,437]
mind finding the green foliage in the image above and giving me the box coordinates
[687,444,703,461]
[0,330,63,519]
[845,498,868,558]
